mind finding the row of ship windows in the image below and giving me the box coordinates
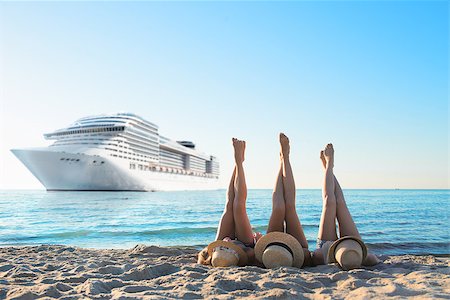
[126,144,159,156]
[78,117,157,132]
[56,149,215,172]
[60,158,80,162]
[190,164,206,169]
[189,159,206,164]
[128,121,158,132]
[54,140,122,146]
[160,163,206,173]
[49,126,125,137]
[126,130,159,143]
[53,141,127,147]
[160,163,185,169]
[53,138,207,165]
[109,153,155,163]
[125,137,158,147]
[160,151,183,159]
[160,157,184,164]
[129,163,217,178]
[59,158,105,164]
[105,147,158,160]
[54,139,158,157]
[57,157,218,174]
[55,143,204,169]
[160,156,183,162]
[55,136,125,141]
[190,157,206,163]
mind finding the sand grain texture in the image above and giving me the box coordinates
[0,245,448,299]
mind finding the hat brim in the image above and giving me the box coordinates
[207,240,248,266]
[327,236,368,264]
[255,232,304,268]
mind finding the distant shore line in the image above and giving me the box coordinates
[1,188,449,191]
[1,243,448,257]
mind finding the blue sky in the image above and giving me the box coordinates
[0,1,448,189]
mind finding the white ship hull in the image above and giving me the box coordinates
[12,148,220,191]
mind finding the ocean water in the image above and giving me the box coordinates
[0,189,448,256]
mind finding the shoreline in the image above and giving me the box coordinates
[1,242,448,257]
[1,245,449,299]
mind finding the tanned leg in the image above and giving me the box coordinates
[317,144,338,241]
[232,138,254,245]
[321,150,380,266]
[335,178,361,238]
[215,167,236,240]
[280,133,308,249]
[267,159,285,233]
[320,150,360,238]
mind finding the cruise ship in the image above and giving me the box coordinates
[11,113,220,191]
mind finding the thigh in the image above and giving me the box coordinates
[317,194,338,241]
[267,192,285,233]
[215,209,235,241]
[336,194,360,238]
[285,208,308,248]
[215,191,235,240]
[233,199,255,245]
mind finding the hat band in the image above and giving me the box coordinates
[266,242,293,256]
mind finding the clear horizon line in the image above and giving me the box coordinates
[0,188,449,191]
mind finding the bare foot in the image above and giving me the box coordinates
[323,143,334,168]
[279,133,290,159]
[232,138,245,164]
[320,150,326,169]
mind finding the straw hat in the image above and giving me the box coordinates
[207,240,248,267]
[255,232,304,268]
[327,236,368,270]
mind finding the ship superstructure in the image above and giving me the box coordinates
[12,113,219,191]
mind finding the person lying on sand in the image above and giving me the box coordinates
[311,143,380,270]
[198,138,261,267]
[254,133,312,268]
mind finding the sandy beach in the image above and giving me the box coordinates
[0,245,448,299]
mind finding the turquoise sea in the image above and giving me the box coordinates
[0,190,448,255]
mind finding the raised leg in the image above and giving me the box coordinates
[215,167,236,241]
[335,177,380,265]
[319,150,360,238]
[335,174,361,238]
[317,145,338,241]
[232,138,254,245]
[267,162,285,233]
[280,133,308,249]
[319,148,380,266]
